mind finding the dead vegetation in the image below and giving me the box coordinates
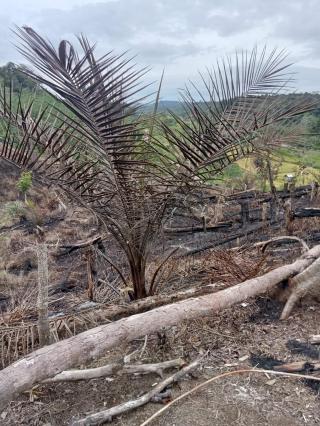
[0,28,319,425]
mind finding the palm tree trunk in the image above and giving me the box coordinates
[130,259,148,299]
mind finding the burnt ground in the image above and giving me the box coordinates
[0,159,320,425]
[3,301,320,425]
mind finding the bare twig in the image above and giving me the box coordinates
[140,368,320,426]
[254,236,309,253]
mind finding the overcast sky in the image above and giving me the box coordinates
[1,0,320,99]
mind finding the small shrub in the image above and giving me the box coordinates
[3,201,26,220]
[16,171,32,196]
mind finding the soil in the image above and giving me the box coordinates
[3,299,320,425]
[0,159,320,425]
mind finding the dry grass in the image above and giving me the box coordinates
[153,248,267,295]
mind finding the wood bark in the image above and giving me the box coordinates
[281,256,320,319]
[1,244,320,410]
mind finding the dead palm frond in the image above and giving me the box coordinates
[0,29,316,299]
[156,47,315,184]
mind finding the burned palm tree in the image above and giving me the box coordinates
[0,28,314,299]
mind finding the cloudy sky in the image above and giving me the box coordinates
[1,0,320,98]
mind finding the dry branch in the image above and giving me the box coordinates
[184,223,266,255]
[43,358,185,383]
[273,361,320,373]
[71,357,201,425]
[254,236,309,253]
[294,208,320,218]
[56,235,102,256]
[164,222,232,234]
[310,335,320,345]
[281,256,320,319]
[1,244,320,409]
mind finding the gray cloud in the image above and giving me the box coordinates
[0,0,320,98]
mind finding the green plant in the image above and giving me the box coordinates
[16,171,32,200]
[4,201,26,220]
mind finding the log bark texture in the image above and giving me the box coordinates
[1,244,320,410]
[281,256,320,319]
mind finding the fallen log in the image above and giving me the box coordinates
[71,357,201,425]
[0,284,219,366]
[1,244,320,410]
[74,283,219,323]
[294,208,320,218]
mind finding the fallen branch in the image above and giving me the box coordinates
[294,207,320,218]
[184,223,267,255]
[71,357,201,425]
[1,244,320,409]
[140,368,320,426]
[273,360,320,373]
[281,256,320,319]
[254,236,309,253]
[56,235,102,256]
[164,222,232,234]
[310,335,320,345]
[43,358,185,383]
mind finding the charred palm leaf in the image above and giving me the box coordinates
[156,47,315,182]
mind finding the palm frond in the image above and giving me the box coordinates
[157,47,316,181]
[14,26,149,160]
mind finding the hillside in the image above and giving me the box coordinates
[1,157,320,425]
[1,57,320,426]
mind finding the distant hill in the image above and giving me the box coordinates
[0,62,37,92]
[141,100,185,115]
[142,93,320,117]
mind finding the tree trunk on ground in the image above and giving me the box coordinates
[1,244,320,410]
